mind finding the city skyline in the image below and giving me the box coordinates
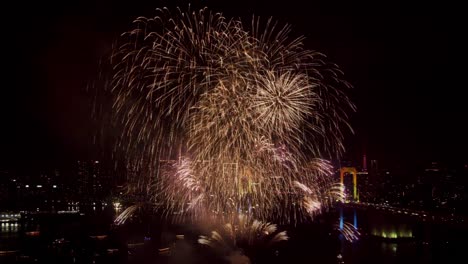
[1,2,466,263]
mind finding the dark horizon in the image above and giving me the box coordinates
[2,0,466,170]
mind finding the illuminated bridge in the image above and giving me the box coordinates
[337,201,468,240]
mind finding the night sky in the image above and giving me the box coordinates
[2,0,466,170]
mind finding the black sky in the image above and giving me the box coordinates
[2,0,466,169]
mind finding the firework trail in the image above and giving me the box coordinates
[97,6,354,224]
[335,221,360,242]
[114,204,142,226]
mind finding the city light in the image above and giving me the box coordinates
[113,202,122,212]
[0,3,465,264]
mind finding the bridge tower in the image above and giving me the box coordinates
[340,167,358,202]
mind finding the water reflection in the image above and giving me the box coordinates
[1,222,19,233]
[0,206,467,264]
[380,242,398,256]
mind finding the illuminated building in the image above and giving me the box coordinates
[362,154,367,172]
[76,160,108,201]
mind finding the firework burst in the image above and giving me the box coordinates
[97,6,354,224]
[198,214,288,262]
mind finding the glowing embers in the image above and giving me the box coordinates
[198,214,288,262]
[100,6,354,224]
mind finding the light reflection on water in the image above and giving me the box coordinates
[1,222,19,233]
[0,207,467,264]
[380,242,398,256]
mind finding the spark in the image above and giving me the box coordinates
[336,221,360,242]
[96,6,354,224]
[114,204,142,226]
[198,214,288,260]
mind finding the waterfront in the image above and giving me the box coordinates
[1,205,467,263]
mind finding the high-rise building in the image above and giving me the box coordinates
[370,160,378,174]
[76,160,108,201]
[77,160,89,198]
[362,154,367,172]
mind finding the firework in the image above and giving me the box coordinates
[98,6,354,224]
[335,221,360,242]
[114,204,142,226]
[198,214,288,261]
